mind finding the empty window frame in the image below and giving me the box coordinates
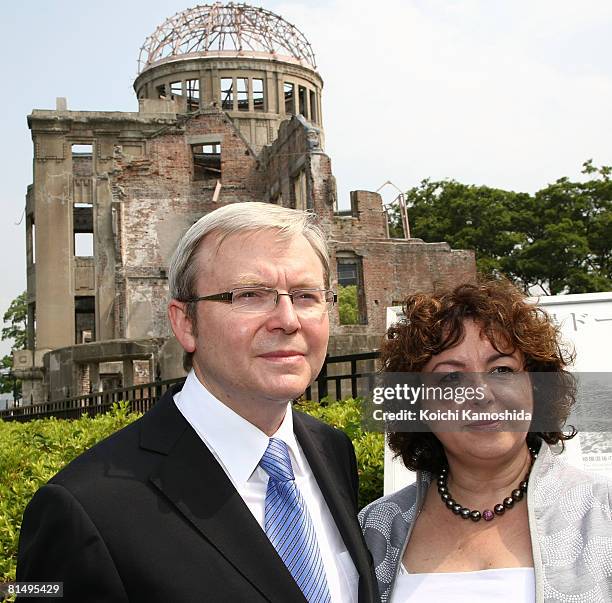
[71,144,93,178]
[75,296,96,344]
[170,81,183,96]
[72,144,92,154]
[221,78,234,110]
[192,143,221,181]
[74,203,94,257]
[298,86,308,119]
[156,84,167,99]
[309,90,317,123]
[27,216,35,266]
[253,78,265,112]
[74,231,94,257]
[186,79,200,110]
[284,82,295,114]
[237,78,249,111]
[337,255,367,324]
[337,261,358,287]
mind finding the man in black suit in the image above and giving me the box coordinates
[17,202,378,602]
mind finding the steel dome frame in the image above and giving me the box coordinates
[138,3,317,73]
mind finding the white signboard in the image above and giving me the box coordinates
[384,306,417,494]
[535,292,612,478]
[384,292,612,494]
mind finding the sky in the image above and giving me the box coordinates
[2,0,612,356]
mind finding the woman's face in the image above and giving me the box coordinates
[420,318,533,465]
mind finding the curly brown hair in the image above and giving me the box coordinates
[384,278,577,473]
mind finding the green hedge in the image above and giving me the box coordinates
[0,403,139,583]
[296,398,385,509]
[0,398,384,583]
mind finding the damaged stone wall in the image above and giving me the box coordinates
[240,117,476,352]
[111,107,267,341]
[22,86,476,403]
[72,155,93,177]
[328,190,475,352]
[259,115,335,222]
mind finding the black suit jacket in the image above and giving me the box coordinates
[17,384,378,602]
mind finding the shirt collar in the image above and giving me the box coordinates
[174,370,303,486]
[269,400,305,477]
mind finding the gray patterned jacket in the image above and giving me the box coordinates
[358,442,612,603]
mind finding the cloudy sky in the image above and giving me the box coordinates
[2,0,612,355]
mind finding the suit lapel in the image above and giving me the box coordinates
[142,390,306,603]
[293,413,376,600]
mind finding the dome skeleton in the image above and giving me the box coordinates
[138,3,317,73]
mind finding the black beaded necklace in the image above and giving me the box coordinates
[436,447,537,522]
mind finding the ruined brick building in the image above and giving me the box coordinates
[14,3,475,404]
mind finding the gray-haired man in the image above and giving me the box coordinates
[18,202,378,603]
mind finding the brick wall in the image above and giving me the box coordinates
[111,108,267,340]
[30,105,477,399]
[328,190,476,347]
[72,155,93,177]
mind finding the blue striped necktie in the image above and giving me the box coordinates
[259,438,331,603]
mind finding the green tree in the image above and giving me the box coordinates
[406,179,526,276]
[405,162,612,294]
[0,355,16,398]
[1,292,27,396]
[338,284,360,324]
[509,161,612,294]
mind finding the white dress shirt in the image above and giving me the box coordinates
[174,370,359,603]
[391,566,535,602]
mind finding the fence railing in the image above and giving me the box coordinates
[0,351,380,422]
[305,351,379,401]
[0,379,184,422]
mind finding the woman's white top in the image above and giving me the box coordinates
[390,565,535,603]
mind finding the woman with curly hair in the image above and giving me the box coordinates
[359,279,612,603]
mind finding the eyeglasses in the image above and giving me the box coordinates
[185,287,337,316]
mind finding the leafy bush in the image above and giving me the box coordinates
[297,397,385,509]
[0,398,384,583]
[0,403,139,582]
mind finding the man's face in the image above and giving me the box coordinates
[187,230,329,418]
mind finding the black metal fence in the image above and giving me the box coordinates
[305,351,379,401]
[0,351,380,422]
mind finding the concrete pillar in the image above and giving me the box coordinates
[33,133,74,350]
[89,363,100,392]
[305,87,311,121]
[211,68,220,107]
[71,362,80,400]
[94,137,117,340]
[123,359,134,388]
[149,355,157,382]
[318,92,324,130]
[277,77,285,115]
[266,71,276,114]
